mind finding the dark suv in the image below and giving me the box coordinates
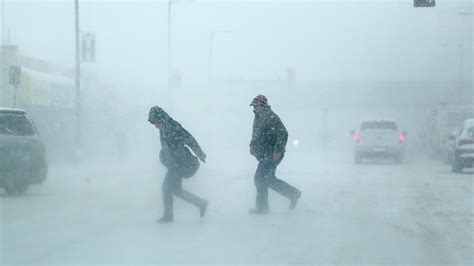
[0,108,47,194]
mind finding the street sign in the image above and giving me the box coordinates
[81,32,96,62]
[414,0,435,7]
[9,66,21,85]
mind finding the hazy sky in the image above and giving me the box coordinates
[1,0,472,88]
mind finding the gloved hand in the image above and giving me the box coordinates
[273,152,282,161]
[199,153,206,163]
[250,147,256,156]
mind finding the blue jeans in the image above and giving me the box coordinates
[254,159,300,210]
[162,168,206,217]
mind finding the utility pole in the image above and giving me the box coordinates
[208,32,213,83]
[2,0,5,45]
[9,65,20,107]
[74,0,82,151]
[1,0,4,46]
[458,44,463,94]
[167,0,194,113]
[168,0,172,113]
[455,11,472,102]
[1,0,5,104]
[443,42,465,103]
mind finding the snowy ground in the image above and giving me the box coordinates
[1,149,472,265]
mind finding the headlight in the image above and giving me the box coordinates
[293,139,300,147]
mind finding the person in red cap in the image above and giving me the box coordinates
[249,94,301,214]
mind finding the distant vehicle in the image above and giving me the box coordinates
[423,104,474,160]
[451,119,474,173]
[351,120,406,164]
[0,108,48,194]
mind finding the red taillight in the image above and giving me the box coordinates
[354,133,361,142]
[458,139,474,146]
[399,134,406,143]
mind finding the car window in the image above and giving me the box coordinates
[360,121,398,131]
[0,114,36,136]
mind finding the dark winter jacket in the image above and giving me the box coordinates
[148,106,206,177]
[250,105,288,161]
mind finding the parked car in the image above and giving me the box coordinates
[443,128,461,164]
[351,119,406,164]
[451,118,474,173]
[422,104,474,160]
[0,108,48,194]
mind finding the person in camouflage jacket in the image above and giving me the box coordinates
[249,95,301,214]
[148,106,208,223]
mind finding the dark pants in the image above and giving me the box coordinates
[162,169,206,217]
[254,159,300,210]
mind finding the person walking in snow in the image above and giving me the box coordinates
[148,106,208,223]
[249,95,301,214]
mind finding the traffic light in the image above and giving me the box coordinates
[414,0,435,7]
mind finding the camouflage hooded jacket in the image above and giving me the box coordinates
[148,106,206,170]
[250,105,288,161]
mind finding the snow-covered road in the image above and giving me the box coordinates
[1,150,472,265]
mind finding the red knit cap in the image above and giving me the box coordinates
[249,94,268,106]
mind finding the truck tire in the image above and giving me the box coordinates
[452,157,463,173]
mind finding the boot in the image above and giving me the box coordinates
[249,207,269,214]
[200,200,209,218]
[156,214,174,223]
[289,190,301,210]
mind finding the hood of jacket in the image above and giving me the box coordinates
[148,106,174,129]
